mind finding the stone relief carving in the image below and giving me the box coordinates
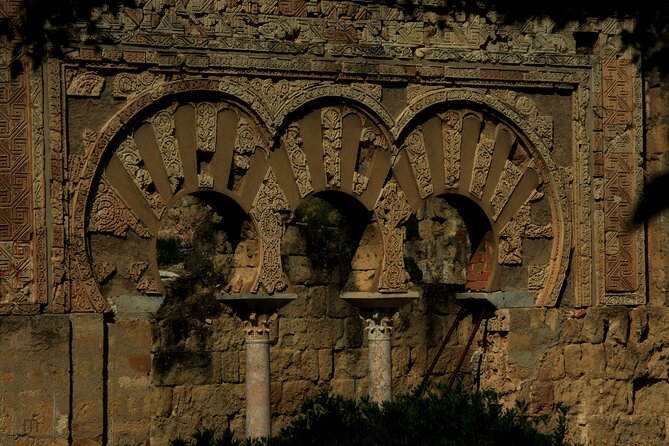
[470,135,495,199]
[93,260,116,283]
[250,169,291,294]
[363,313,399,341]
[113,72,168,99]
[403,128,433,199]
[66,71,105,97]
[440,110,462,189]
[151,108,184,193]
[89,178,152,238]
[498,200,552,266]
[116,136,166,218]
[375,181,412,291]
[322,107,343,188]
[282,123,313,198]
[243,312,277,341]
[231,116,261,189]
[196,102,217,153]
[490,160,524,221]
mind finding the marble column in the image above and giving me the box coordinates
[363,313,397,403]
[243,312,276,439]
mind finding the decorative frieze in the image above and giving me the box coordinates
[403,128,433,199]
[282,123,313,198]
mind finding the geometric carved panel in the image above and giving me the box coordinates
[0,72,31,242]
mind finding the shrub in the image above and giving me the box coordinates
[171,385,577,446]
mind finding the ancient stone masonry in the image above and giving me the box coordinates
[0,0,660,444]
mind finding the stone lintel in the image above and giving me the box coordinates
[456,291,536,309]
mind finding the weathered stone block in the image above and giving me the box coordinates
[581,343,606,378]
[563,344,583,379]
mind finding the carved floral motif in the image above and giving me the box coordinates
[151,109,184,193]
[440,111,463,189]
[374,181,411,291]
[403,128,433,198]
[196,102,217,153]
[322,107,343,187]
[250,169,291,294]
[282,123,313,198]
[470,135,495,199]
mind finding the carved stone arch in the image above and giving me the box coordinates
[71,83,290,312]
[393,89,570,307]
[273,84,395,141]
[271,96,396,212]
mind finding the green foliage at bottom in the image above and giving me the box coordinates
[171,385,576,446]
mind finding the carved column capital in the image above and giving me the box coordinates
[362,311,399,341]
[243,312,277,342]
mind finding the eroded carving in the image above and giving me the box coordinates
[498,201,552,266]
[243,312,277,341]
[116,136,166,218]
[89,178,152,238]
[67,71,105,97]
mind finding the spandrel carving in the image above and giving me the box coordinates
[250,169,290,294]
[375,181,411,291]
[116,136,166,219]
[498,201,552,266]
[282,122,313,198]
[89,178,152,238]
[403,128,433,199]
[66,71,105,97]
[322,107,343,188]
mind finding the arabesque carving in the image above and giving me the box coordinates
[440,111,463,189]
[403,128,433,199]
[375,181,411,291]
[196,102,217,153]
[113,72,167,98]
[322,107,343,188]
[470,135,495,199]
[491,160,524,221]
[66,71,105,97]
[282,123,313,198]
[250,169,290,294]
[151,108,184,193]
